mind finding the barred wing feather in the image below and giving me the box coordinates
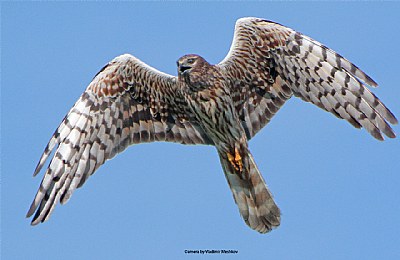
[219,17,397,140]
[27,54,212,225]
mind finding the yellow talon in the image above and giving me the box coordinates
[227,148,243,172]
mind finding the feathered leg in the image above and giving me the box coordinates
[218,148,280,233]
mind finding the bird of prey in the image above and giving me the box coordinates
[27,17,397,234]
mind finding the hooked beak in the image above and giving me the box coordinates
[179,65,192,73]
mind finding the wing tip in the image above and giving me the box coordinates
[30,217,42,226]
[371,129,396,141]
[387,112,398,125]
[33,167,41,177]
[26,199,40,220]
[33,156,46,177]
[365,77,378,88]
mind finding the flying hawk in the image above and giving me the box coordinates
[27,17,397,233]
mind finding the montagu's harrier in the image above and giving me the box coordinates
[27,17,397,233]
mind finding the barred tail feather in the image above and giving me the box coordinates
[218,151,280,233]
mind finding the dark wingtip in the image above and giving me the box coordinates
[371,130,384,141]
[388,112,398,125]
[33,167,41,177]
[26,202,37,218]
[30,210,43,226]
[364,75,378,88]
[387,131,396,139]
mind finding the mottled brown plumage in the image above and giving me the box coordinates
[27,17,397,233]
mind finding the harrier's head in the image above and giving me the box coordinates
[177,54,208,77]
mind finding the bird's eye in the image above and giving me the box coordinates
[187,58,195,64]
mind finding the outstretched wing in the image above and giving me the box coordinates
[27,54,212,225]
[218,17,397,140]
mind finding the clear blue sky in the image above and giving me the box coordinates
[2,2,399,259]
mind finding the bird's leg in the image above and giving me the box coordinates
[227,147,243,172]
